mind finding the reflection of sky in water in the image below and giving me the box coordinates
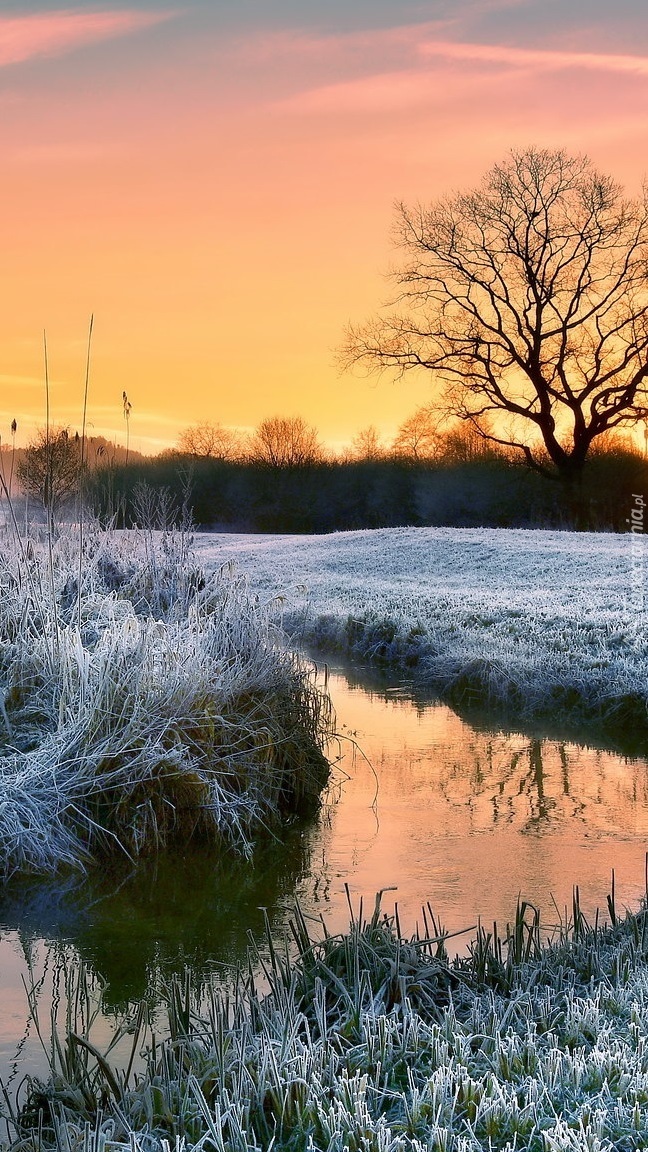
[307,668,648,941]
[1,661,648,1085]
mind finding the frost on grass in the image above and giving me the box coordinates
[0,526,333,878]
[7,898,648,1152]
[195,527,648,734]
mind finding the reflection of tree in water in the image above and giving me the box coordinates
[328,661,648,841]
[0,820,319,1009]
[441,739,556,829]
[439,736,648,837]
[467,739,565,830]
[521,741,556,828]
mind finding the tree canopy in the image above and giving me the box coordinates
[17,427,82,513]
[177,421,241,460]
[343,147,648,480]
[249,416,322,468]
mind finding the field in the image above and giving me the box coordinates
[196,527,648,738]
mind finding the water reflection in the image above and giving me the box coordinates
[430,733,648,836]
[1,659,648,1084]
[0,825,316,1007]
[0,829,318,1086]
[306,662,648,942]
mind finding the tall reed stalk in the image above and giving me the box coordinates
[42,330,60,660]
[77,314,94,631]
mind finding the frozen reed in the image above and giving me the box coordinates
[0,521,333,877]
[4,886,648,1152]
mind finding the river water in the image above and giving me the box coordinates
[1,658,647,1086]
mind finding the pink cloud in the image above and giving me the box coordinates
[0,9,175,68]
[418,40,648,77]
[274,36,648,116]
[227,22,648,87]
[225,21,450,64]
[274,69,445,114]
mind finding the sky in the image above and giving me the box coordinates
[0,0,647,454]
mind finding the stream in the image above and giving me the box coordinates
[0,656,647,1086]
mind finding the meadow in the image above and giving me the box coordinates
[195,526,648,739]
[5,893,648,1152]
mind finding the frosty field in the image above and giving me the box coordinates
[2,523,648,1152]
[195,527,648,738]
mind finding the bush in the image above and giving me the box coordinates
[88,450,648,534]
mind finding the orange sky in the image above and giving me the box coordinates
[1,3,648,454]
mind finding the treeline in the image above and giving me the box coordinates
[88,446,647,533]
[9,414,646,532]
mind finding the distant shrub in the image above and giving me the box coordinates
[88,451,648,533]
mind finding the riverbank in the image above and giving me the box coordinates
[195,527,648,738]
[0,525,332,878]
[5,892,648,1152]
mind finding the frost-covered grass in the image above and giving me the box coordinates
[0,524,332,877]
[195,527,648,737]
[6,893,648,1152]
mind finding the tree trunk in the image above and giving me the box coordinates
[559,466,589,530]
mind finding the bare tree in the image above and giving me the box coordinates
[343,147,648,481]
[350,424,384,461]
[437,421,499,464]
[177,421,241,460]
[17,427,82,513]
[249,416,323,468]
[392,405,442,461]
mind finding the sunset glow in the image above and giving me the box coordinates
[1,2,647,454]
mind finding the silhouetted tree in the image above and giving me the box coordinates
[344,147,648,482]
[349,425,384,461]
[392,405,441,461]
[17,428,82,513]
[438,421,500,463]
[177,421,241,460]
[249,416,322,467]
